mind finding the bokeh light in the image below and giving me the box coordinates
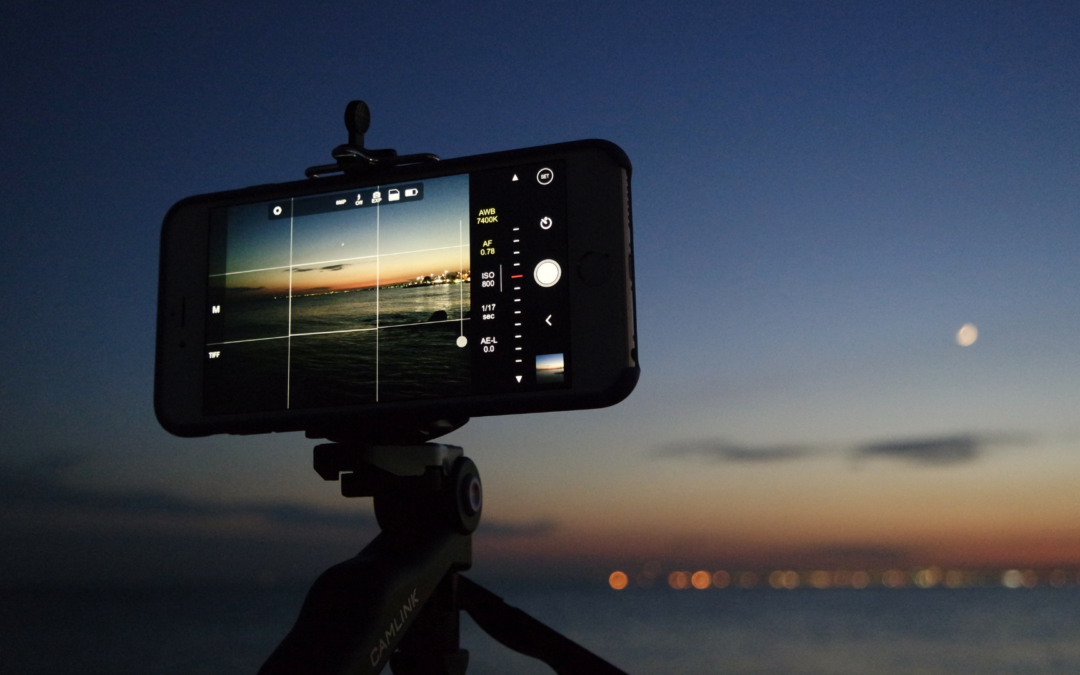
[914,567,942,589]
[668,571,689,590]
[810,570,831,589]
[738,572,758,589]
[614,566,1075,592]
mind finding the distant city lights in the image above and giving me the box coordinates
[608,571,629,590]
[691,571,711,589]
[606,565,1080,590]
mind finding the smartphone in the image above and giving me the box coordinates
[155,140,638,438]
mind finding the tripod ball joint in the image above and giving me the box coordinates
[366,453,482,535]
[452,456,482,534]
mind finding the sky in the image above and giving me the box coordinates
[2,0,1080,589]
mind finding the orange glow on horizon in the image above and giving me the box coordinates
[473,524,1080,573]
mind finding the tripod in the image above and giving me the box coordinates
[256,437,629,675]
[256,102,630,674]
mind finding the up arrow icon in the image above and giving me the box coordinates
[512,174,519,181]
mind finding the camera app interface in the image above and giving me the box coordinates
[203,163,569,415]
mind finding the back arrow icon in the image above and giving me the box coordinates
[545,315,552,326]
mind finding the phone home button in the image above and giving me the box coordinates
[577,251,612,287]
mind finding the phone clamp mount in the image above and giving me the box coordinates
[260,102,629,675]
[305,100,441,179]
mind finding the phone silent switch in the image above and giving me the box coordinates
[577,251,612,287]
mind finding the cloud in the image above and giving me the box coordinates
[852,432,1032,466]
[0,459,559,586]
[320,264,346,271]
[657,440,813,463]
[0,462,375,529]
[293,267,313,273]
[658,432,1035,467]
[0,459,553,538]
[854,435,979,465]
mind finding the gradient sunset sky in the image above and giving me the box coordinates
[3,0,1080,588]
[219,173,469,296]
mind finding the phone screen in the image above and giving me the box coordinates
[203,162,570,415]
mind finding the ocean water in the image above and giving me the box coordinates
[289,284,469,336]
[2,584,1079,675]
[206,284,472,414]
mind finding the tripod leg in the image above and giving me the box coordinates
[388,572,469,675]
[258,532,470,675]
[458,576,630,675]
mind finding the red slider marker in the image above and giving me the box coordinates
[510,274,523,279]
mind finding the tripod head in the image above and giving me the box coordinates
[314,442,481,536]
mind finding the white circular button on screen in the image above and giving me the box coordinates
[534,259,562,287]
[272,205,283,216]
[456,335,468,348]
[536,167,554,185]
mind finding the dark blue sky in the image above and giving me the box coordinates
[3,1,1080,586]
